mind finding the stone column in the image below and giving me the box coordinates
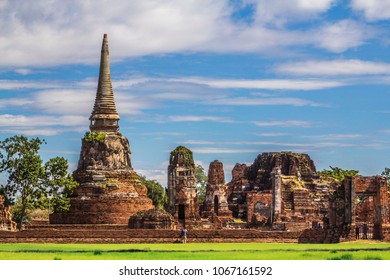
[373,176,387,240]
[271,167,282,224]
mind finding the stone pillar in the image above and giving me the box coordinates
[345,177,354,225]
[373,176,387,240]
[271,167,282,224]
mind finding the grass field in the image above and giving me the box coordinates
[1,241,390,260]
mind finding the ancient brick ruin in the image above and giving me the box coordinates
[202,160,232,227]
[50,34,153,224]
[128,209,175,229]
[299,175,390,243]
[0,195,16,231]
[167,146,200,227]
[226,152,337,231]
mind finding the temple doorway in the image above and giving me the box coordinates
[214,196,219,216]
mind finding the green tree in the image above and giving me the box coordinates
[381,168,390,193]
[0,136,44,229]
[39,157,78,213]
[140,176,167,209]
[0,136,77,229]
[381,168,390,184]
[195,164,207,203]
[318,166,359,182]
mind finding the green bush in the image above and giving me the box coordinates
[84,132,106,143]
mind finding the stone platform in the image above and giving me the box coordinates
[0,224,301,243]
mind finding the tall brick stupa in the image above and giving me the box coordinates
[50,34,153,224]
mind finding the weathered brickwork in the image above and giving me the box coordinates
[0,195,16,231]
[129,209,176,229]
[226,152,337,232]
[202,160,232,224]
[167,146,200,228]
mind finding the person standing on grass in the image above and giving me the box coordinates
[355,225,360,239]
[362,223,368,239]
[180,227,188,244]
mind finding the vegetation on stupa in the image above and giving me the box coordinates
[170,145,194,168]
[84,132,106,143]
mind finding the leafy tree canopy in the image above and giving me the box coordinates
[0,135,77,229]
[318,166,359,182]
[139,176,167,210]
[195,164,207,203]
[37,157,78,213]
[381,167,390,183]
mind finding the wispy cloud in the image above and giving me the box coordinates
[0,114,85,136]
[0,114,85,127]
[351,0,390,21]
[0,98,34,108]
[167,115,235,123]
[182,140,358,148]
[142,132,185,136]
[192,148,259,154]
[0,80,63,90]
[214,97,324,107]
[175,77,344,90]
[1,128,64,136]
[253,0,337,26]
[313,20,374,53]
[253,120,314,127]
[301,134,365,139]
[276,59,390,76]
[255,132,288,137]
[181,140,217,145]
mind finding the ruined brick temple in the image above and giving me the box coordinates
[167,146,200,226]
[0,195,16,231]
[202,160,232,227]
[50,34,154,224]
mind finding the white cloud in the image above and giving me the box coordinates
[253,120,314,127]
[0,0,229,67]
[32,90,94,115]
[167,115,235,123]
[0,114,85,127]
[276,59,390,76]
[0,98,34,108]
[314,20,373,53]
[142,132,185,136]
[182,140,217,145]
[0,79,62,90]
[14,68,33,75]
[192,148,259,154]
[301,134,364,139]
[0,0,376,68]
[0,88,154,116]
[255,132,288,137]
[1,128,63,136]
[254,0,336,26]
[214,97,324,106]
[176,77,344,90]
[351,0,390,21]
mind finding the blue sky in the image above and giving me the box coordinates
[1,0,390,186]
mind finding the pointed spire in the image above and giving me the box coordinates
[89,34,120,133]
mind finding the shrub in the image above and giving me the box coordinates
[84,132,106,143]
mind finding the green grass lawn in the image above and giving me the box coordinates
[1,241,390,260]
